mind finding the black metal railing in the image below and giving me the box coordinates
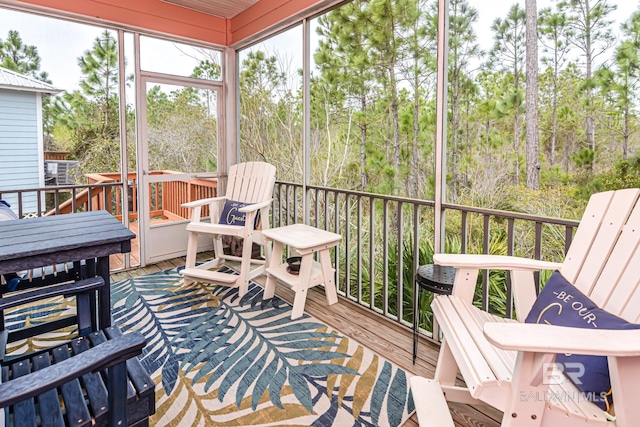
[272,181,580,339]
[3,180,581,341]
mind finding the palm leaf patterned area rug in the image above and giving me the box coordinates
[3,266,415,426]
[110,267,414,426]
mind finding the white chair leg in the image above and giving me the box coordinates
[237,234,254,297]
[184,231,198,286]
[500,352,548,427]
[212,234,224,262]
[435,339,459,387]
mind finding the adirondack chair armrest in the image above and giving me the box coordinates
[434,254,562,271]
[0,331,146,408]
[181,196,226,209]
[484,322,640,357]
[434,254,562,308]
[237,198,273,213]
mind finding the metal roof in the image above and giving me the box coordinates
[0,67,63,95]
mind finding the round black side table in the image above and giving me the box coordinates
[413,264,456,364]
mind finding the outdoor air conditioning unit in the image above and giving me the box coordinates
[45,160,79,186]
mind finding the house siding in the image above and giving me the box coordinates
[0,89,41,215]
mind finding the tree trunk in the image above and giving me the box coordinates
[411,66,420,198]
[585,0,596,170]
[451,79,460,201]
[525,0,540,189]
[485,120,491,162]
[550,33,559,166]
[551,75,558,165]
[390,59,400,195]
[360,94,368,189]
[624,104,629,160]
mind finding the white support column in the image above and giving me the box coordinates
[303,18,311,224]
[133,33,149,266]
[434,0,450,254]
[117,29,130,269]
[223,47,238,176]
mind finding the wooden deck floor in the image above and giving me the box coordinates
[109,221,141,269]
[111,254,503,427]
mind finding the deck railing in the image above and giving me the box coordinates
[2,176,580,341]
[272,181,580,340]
[0,182,124,218]
[85,171,217,220]
[0,172,217,220]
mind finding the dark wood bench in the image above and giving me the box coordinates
[0,325,154,427]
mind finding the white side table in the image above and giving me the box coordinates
[262,224,342,319]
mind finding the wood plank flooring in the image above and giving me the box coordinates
[111,254,503,427]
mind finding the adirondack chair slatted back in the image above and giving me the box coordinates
[423,189,640,427]
[559,188,640,323]
[592,197,640,320]
[226,162,276,204]
[182,161,276,298]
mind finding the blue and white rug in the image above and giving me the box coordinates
[113,267,414,426]
[6,266,415,426]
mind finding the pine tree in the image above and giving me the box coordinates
[539,7,571,165]
[77,30,119,133]
[440,0,481,200]
[489,3,527,183]
[191,59,221,118]
[0,30,54,147]
[400,0,435,198]
[51,30,120,169]
[558,0,616,170]
[0,30,43,78]
[595,11,640,160]
[315,0,377,190]
[525,0,540,190]
[366,0,415,195]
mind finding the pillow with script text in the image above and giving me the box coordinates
[219,199,260,228]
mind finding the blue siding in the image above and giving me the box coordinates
[0,89,40,214]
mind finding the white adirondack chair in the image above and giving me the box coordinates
[410,188,640,427]
[181,162,276,297]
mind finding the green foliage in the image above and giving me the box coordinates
[49,31,122,176]
[382,233,432,327]
[577,156,640,199]
[0,30,46,80]
[45,30,220,177]
[0,30,55,146]
[51,88,121,174]
[239,50,302,182]
[190,59,221,81]
[232,0,640,209]
[77,31,118,106]
[572,147,595,172]
[145,85,218,172]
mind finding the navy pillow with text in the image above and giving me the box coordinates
[218,199,259,228]
[524,270,640,411]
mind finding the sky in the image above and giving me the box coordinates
[0,8,215,92]
[0,0,638,93]
[473,0,639,55]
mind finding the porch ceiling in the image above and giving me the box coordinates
[4,0,338,47]
[160,0,260,19]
